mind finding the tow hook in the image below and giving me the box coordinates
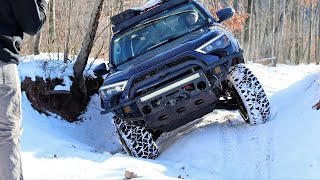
[178,93,188,100]
[165,98,177,106]
[164,94,188,106]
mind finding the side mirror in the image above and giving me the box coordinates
[216,7,235,23]
[93,63,110,77]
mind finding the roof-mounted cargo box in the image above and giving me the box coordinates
[111,0,191,34]
[111,8,142,26]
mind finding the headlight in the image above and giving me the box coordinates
[195,34,230,54]
[99,80,128,100]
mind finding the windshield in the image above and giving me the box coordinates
[112,4,207,67]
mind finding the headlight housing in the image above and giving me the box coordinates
[195,34,230,54]
[99,80,128,100]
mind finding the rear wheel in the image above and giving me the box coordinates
[227,64,271,125]
[112,116,159,159]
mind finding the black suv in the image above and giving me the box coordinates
[94,0,270,159]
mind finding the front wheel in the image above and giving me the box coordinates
[112,116,159,159]
[227,64,271,125]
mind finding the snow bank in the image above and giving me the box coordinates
[18,53,106,90]
[19,57,320,179]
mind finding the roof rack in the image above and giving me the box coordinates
[111,0,191,34]
[111,8,142,26]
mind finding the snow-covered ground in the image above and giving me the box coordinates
[18,54,320,179]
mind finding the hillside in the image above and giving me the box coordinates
[19,56,320,179]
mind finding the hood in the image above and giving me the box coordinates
[103,27,224,85]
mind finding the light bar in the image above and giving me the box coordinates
[140,73,201,102]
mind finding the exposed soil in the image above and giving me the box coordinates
[21,76,104,122]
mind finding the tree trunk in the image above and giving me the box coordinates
[244,0,254,61]
[254,0,262,61]
[253,10,259,60]
[317,0,320,65]
[307,1,313,64]
[294,1,300,65]
[274,0,287,66]
[71,0,105,104]
[300,1,306,63]
[286,0,295,64]
[268,0,275,58]
[244,0,252,59]
[64,0,73,63]
[49,0,56,44]
[233,0,239,11]
[34,31,42,55]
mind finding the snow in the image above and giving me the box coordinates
[18,53,105,81]
[18,56,320,179]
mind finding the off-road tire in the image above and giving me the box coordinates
[227,64,271,125]
[112,116,159,159]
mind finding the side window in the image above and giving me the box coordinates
[113,37,132,65]
[113,41,121,65]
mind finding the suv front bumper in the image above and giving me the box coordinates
[101,51,244,131]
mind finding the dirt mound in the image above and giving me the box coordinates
[21,76,103,122]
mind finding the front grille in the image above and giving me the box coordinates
[166,56,195,67]
[133,56,195,85]
[134,66,201,98]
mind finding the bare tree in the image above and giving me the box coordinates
[48,0,56,45]
[71,0,105,103]
[243,0,252,59]
[294,0,301,65]
[307,1,313,64]
[315,0,320,65]
[34,31,42,55]
[64,0,73,63]
[273,0,287,66]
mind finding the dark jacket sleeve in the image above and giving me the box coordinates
[12,0,48,36]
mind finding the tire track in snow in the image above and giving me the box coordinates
[158,110,274,179]
[221,116,242,178]
[239,121,273,179]
[250,124,274,179]
[220,114,274,179]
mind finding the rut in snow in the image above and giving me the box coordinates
[220,114,274,179]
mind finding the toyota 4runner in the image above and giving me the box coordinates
[94,0,271,159]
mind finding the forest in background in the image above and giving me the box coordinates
[21,0,320,66]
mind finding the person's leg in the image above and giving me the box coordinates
[0,61,23,180]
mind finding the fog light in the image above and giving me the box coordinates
[214,66,222,74]
[123,106,131,114]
